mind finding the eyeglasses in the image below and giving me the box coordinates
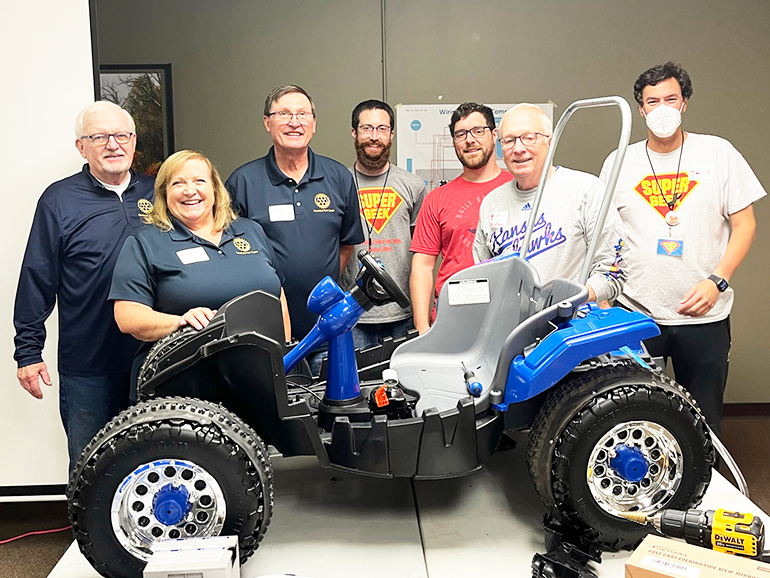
[267,111,314,122]
[498,132,548,150]
[358,124,392,135]
[452,126,490,142]
[80,132,134,146]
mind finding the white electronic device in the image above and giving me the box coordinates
[143,535,239,578]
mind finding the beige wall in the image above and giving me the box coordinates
[96,0,770,402]
[1,0,94,486]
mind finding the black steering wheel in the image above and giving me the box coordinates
[356,250,410,309]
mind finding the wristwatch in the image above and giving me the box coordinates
[708,274,729,292]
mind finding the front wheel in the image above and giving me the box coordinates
[67,397,274,578]
[526,363,713,549]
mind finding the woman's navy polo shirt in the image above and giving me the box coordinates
[110,217,283,315]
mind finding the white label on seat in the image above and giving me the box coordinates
[446,278,490,305]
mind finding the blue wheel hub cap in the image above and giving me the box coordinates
[152,483,192,526]
[609,444,649,482]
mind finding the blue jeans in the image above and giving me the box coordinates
[352,318,414,350]
[59,372,131,473]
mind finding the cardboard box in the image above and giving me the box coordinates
[626,534,770,578]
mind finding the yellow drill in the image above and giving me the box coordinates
[622,509,765,559]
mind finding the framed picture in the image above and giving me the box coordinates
[99,64,175,176]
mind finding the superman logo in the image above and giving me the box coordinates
[634,172,698,220]
[358,186,404,234]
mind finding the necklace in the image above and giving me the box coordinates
[353,163,391,252]
[645,133,685,228]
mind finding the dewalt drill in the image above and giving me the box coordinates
[622,508,765,559]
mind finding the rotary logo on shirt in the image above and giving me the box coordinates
[358,186,404,233]
[634,171,699,220]
[313,192,335,213]
[137,198,153,215]
[233,237,259,255]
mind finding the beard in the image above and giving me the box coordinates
[355,138,392,172]
[456,141,494,170]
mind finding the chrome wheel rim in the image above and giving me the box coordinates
[111,458,226,560]
[586,420,683,515]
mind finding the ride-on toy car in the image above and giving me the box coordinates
[67,97,714,578]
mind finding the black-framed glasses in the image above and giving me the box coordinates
[267,111,315,122]
[498,132,548,150]
[80,132,134,146]
[452,126,490,142]
[358,124,392,135]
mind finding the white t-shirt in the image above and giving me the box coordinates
[95,174,131,199]
[600,133,766,325]
[473,167,627,303]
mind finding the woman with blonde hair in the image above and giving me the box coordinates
[110,150,290,386]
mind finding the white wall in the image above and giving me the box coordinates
[0,1,95,487]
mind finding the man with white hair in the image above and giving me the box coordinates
[14,100,154,472]
[473,103,626,303]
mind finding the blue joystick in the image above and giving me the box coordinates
[609,444,649,483]
[152,483,191,526]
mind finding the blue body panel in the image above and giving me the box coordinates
[493,307,660,410]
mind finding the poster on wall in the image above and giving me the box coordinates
[395,102,554,191]
[99,64,175,177]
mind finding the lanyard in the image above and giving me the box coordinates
[353,163,391,252]
[645,134,685,215]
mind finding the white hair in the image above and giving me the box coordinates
[500,103,553,135]
[75,101,136,138]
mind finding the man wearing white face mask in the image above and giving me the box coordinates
[600,62,766,435]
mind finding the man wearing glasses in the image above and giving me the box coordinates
[410,102,512,334]
[473,103,626,305]
[14,100,154,472]
[340,99,427,349]
[600,63,765,435]
[226,85,364,355]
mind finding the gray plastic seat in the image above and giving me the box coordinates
[390,257,586,415]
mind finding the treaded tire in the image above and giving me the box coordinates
[526,362,713,550]
[67,397,274,578]
[137,325,197,388]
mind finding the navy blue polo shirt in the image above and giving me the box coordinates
[13,164,154,376]
[109,217,283,316]
[225,147,364,339]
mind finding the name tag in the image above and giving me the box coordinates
[269,204,296,222]
[490,210,508,228]
[176,247,210,264]
[657,239,684,257]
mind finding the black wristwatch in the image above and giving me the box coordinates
[708,274,729,292]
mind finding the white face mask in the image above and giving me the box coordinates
[644,103,683,139]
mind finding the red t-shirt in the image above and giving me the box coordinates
[410,170,513,316]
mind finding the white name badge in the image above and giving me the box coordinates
[688,164,713,180]
[490,210,508,229]
[447,278,491,305]
[269,204,296,222]
[176,247,210,264]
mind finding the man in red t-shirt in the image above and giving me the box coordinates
[409,102,513,334]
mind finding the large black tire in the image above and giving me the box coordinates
[526,362,713,550]
[137,325,197,387]
[67,397,274,578]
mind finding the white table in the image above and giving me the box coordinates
[50,432,764,578]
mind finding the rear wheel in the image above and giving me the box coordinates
[67,397,273,578]
[526,363,713,549]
